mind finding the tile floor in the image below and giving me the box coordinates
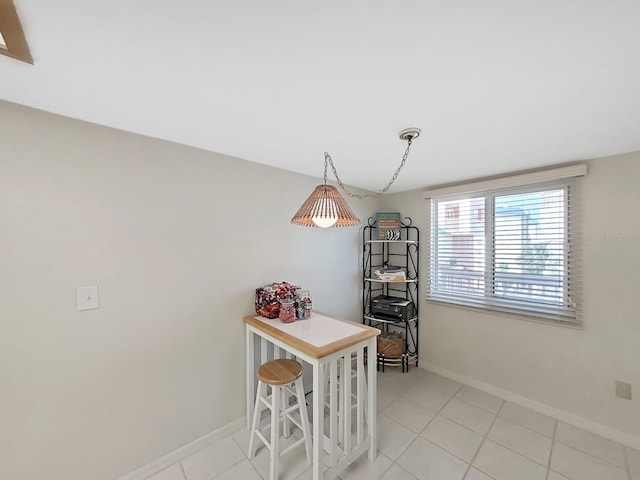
[147,368,640,480]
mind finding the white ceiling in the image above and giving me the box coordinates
[2,1,640,192]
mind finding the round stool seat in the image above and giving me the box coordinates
[257,359,303,386]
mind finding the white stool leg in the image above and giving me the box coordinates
[282,383,291,438]
[269,384,280,480]
[248,381,265,459]
[294,376,312,464]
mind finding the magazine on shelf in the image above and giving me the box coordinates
[376,212,401,240]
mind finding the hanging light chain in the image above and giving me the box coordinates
[323,138,413,199]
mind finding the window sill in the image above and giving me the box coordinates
[426,298,583,330]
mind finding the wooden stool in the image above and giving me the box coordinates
[248,359,312,480]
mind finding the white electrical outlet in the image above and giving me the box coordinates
[77,286,99,311]
[615,381,632,400]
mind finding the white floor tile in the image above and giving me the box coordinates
[440,398,496,435]
[336,451,393,480]
[379,463,419,480]
[420,373,463,396]
[455,387,504,414]
[473,439,547,480]
[377,368,427,395]
[181,436,246,480]
[421,415,484,463]
[147,463,185,480]
[554,422,626,468]
[377,414,418,460]
[250,434,311,480]
[291,467,313,480]
[382,395,437,433]
[232,427,251,456]
[377,385,403,412]
[396,437,468,480]
[546,470,571,480]
[403,382,455,412]
[627,446,640,475]
[464,467,494,480]
[498,402,555,438]
[212,459,261,480]
[550,441,628,480]
[487,417,552,466]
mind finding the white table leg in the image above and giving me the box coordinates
[246,327,254,430]
[356,348,364,445]
[367,338,377,460]
[312,361,324,480]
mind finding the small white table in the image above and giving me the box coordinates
[244,312,379,480]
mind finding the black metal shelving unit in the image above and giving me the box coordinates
[363,216,419,372]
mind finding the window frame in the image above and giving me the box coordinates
[426,174,583,326]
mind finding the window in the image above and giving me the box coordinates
[444,204,460,231]
[425,165,585,325]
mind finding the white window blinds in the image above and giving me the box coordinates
[426,166,585,325]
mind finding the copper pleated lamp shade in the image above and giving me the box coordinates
[291,185,362,228]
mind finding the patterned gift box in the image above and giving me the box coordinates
[255,282,300,319]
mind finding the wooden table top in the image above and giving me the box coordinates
[244,312,380,359]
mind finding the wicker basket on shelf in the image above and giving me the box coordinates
[377,331,405,359]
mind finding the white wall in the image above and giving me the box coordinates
[0,100,377,479]
[380,153,640,445]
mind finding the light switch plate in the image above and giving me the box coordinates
[77,285,99,311]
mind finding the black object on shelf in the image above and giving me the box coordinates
[371,295,415,322]
[362,216,419,373]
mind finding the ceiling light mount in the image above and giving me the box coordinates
[399,127,421,141]
[291,127,421,228]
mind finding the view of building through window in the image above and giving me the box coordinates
[434,187,566,306]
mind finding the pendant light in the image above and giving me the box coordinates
[290,128,421,228]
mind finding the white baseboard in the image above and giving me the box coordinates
[118,417,245,480]
[421,361,640,451]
